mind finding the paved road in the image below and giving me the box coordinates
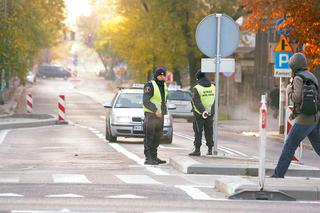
[0,77,319,212]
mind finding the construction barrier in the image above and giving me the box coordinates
[58,95,66,121]
[26,93,33,113]
[285,106,302,162]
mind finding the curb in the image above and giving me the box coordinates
[0,114,68,130]
[170,155,320,177]
[215,176,320,201]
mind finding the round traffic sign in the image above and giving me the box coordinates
[195,14,240,58]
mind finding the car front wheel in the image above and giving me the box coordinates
[106,123,117,142]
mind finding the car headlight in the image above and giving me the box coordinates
[112,115,131,124]
[164,115,171,126]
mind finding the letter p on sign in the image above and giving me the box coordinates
[279,53,289,68]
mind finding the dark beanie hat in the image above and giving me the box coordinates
[195,69,205,80]
[154,67,167,78]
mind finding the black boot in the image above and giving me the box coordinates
[154,156,167,164]
[189,146,201,156]
[207,147,212,155]
[144,157,159,165]
[144,152,159,165]
[151,149,166,164]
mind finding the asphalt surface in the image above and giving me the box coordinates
[0,80,320,203]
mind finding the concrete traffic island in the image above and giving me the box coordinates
[170,155,320,200]
[170,155,320,177]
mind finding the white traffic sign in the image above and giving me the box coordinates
[201,58,235,73]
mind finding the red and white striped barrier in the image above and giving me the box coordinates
[58,95,66,121]
[26,93,33,113]
[285,106,302,162]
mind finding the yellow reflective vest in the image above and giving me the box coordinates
[192,84,215,115]
[144,80,168,113]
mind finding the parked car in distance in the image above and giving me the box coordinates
[26,71,36,84]
[167,89,193,122]
[37,64,71,80]
[103,87,174,143]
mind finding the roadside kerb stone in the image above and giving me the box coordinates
[170,155,320,177]
[169,156,199,173]
[0,114,65,130]
[215,176,320,200]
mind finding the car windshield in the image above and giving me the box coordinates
[168,91,191,101]
[114,93,143,108]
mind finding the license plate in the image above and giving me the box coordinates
[133,125,142,131]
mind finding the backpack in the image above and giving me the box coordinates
[297,74,320,116]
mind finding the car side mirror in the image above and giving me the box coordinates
[168,103,176,110]
[103,102,112,108]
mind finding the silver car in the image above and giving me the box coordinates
[104,87,173,143]
[167,89,193,122]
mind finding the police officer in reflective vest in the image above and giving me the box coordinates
[189,70,216,156]
[143,67,168,165]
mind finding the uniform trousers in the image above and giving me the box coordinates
[193,113,214,148]
[143,112,164,158]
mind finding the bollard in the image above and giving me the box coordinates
[259,94,267,190]
[26,93,33,113]
[58,95,66,121]
[285,106,302,162]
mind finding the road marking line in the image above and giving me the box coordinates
[219,145,248,157]
[52,174,91,184]
[116,175,161,185]
[0,130,10,144]
[174,132,248,157]
[159,145,187,150]
[75,123,169,176]
[12,210,71,213]
[109,143,169,175]
[96,133,105,139]
[175,185,214,200]
[0,177,19,183]
[45,193,84,198]
[0,193,23,197]
[107,194,147,199]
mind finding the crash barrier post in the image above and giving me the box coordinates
[26,93,33,113]
[58,95,66,121]
[259,94,267,190]
[285,106,302,162]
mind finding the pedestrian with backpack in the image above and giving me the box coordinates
[272,52,320,178]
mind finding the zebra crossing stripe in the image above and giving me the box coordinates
[52,174,91,183]
[116,175,161,185]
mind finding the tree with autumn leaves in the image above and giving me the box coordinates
[94,0,240,86]
[0,0,65,84]
[240,0,320,69]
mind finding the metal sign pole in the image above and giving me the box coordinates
[279,77,286,134]
[213,14,222,155]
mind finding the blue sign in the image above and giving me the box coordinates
[276,18,291,36]
[274,52,293,77]
[274,52,292,69]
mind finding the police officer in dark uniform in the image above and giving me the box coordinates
[143,67,168,165]
[189,70,215,156]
